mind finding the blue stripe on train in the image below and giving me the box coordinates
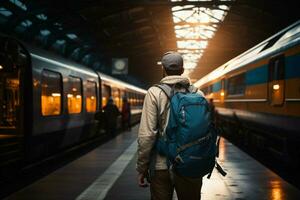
[245,53,300,86]
[208,52,300,91]
[246,65,268,85]
[212,81,221,92]
[285,53,300,79]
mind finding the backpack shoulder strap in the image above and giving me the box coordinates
[153,83,174,100]
[188,85,198,93]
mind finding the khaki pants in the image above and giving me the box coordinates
[150,170,202,200]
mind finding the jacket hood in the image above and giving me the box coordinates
[160,75,190,85]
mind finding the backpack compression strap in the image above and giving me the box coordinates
[176,132,212,153]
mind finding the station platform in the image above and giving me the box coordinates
[5,125,300,200]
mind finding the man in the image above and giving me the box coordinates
[103,97,120,136]
[136,52,203,200]
[121,96,131,131]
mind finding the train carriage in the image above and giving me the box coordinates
[195,20,300,164]
[0,35,146,165]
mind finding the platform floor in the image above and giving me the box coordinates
[5,125,300,200]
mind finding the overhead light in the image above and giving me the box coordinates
[66,33,78,40]
[157,61,162,65]
[170,2,231,72]
[273,84,280,90]
[220,92,225,96]
[0,65,3,70]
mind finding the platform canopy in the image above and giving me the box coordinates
[0,0,299,87]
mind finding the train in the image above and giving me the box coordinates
[194,20,300,164]
[0,35,146,165]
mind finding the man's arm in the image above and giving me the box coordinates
[136,88,158,175]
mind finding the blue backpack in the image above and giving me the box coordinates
[155,83,225,178]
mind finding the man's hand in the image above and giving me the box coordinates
[138,172,149,187]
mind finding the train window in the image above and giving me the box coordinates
[86,81,97,113]
[102,84,111,108]
[129,92,134,105]
[139,94,142,106]
[125,91,130,101]
[120,89,125,109]
[41,70,62,116]
[112,87,121,109]
[132,92,136,106]
[227,73,246,95]
[133,93,137,106]
[67,76,82,114]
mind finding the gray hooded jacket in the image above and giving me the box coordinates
[136,75,203,174]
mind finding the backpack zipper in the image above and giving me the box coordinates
[180,106,186,124]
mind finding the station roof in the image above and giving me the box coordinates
[0,0,299,88]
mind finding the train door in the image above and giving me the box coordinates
[0,38,28,135]
[268,54,285,106]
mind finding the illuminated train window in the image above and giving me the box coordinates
[112,87,121,109]
[86,81,97,112]
[41,70,62,116]
[67,76,82,114]
[101,84,111,108]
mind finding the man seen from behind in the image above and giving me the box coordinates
[136,52,203,200]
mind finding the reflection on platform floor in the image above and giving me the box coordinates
[6,125,300,200]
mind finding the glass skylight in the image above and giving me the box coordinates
[36,14,48,21]
[9,0,27,11]
[170,0,231,76]
[0,7,13,17]
[66,33,78,40]
[21,20,32,27]
[55,39,66,45]
[40,29,51,36]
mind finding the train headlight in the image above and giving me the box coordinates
[273,84,280,90]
